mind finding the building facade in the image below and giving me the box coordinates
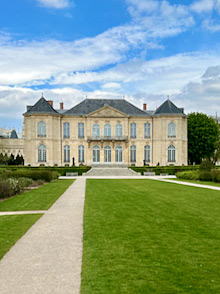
[23,96,188,166]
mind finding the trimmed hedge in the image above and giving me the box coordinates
[130,165,200,175]
[176,169,220,183]
[0,166,91,176]
[0,170,58,182]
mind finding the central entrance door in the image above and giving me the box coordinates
[104,146,111,163]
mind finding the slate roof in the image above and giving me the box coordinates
[154,99,185,116]
[24,97,59,115]
[63,99,150,116]
[10,130,18,139]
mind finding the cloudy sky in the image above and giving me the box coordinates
[1,0,220,130]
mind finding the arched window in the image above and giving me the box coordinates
[130,145,136,162]
[93,145,100,163]
[38,121,46,137]
[38,144,46,162]
[104,145,111,163]
[144,145,150,162]
[115,145,123,163]
[115,124,123,138]
[104,124,111,137]
[93,124,100,139]
[64,145,70,162]
[168,145,176,162]
[78,145,84,163]
[168,123,176,138]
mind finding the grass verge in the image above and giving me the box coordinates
[81,179,220,294]
[0,214,42,260]
[0,179,74,211]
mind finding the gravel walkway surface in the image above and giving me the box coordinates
[0,178,86,294]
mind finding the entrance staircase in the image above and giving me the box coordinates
[84,165,140,177]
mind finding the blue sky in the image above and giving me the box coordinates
[0,0,220,130]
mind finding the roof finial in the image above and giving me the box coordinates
[86,95,88,99]
[41,92,44,98]
[167,95,170,100]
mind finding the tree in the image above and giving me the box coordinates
[188,113,219,164]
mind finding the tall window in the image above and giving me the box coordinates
[93,124,100,139]
[144,123,150,138]
[104,145,111,163]
[63,123,70,138]
[64,145,70,162]
[168,145,176,162]
[78,145,84,162]
[144,145,150,162]
[130,145,136,162]
[115,145,123,163]
[130,123,136,138]
[38,144,46,162]
[93,145,100,163]
[78,123,84,139]
[115,124,123,138]
[104,124,111,137]
[38,121,46,137]
[168,123,176,138]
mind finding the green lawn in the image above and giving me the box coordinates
[0,214,42,259]
[0,179,74,211]
[81,179,220,294]
[170,178,220,187]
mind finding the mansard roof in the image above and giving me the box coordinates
[24,97,59,115]
[64,99,150,116]
[154,99,185,116]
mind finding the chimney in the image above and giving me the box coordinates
[143,103,147,111]
[60,102,64,110]
[47,100,53,107]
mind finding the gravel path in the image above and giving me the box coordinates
[0,178,86,294]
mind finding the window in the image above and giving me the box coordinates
[38,121,46,137]
[78,123,84,139]
[115,124,123,138]
[130,123,136,138]
[104,124,111,137]
[64,145,70,162]
[168,145,176,162]
[115,145,123,163]
[168,123,176,138]
[93,145,100,163]
[38,144,46,162]
[93,124,100,139]
[144,145,150,162]
[104,145,111,163]
[63,123,70,138]
[78,145,84,162]
[144,123,150,138]
[130,145,136,162]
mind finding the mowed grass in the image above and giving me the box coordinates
[0,179,74,211]
[0,214,42,259]
[81,179,220,294]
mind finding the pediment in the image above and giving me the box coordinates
[87,105,127,118]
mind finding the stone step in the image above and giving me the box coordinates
[84,167,139,176]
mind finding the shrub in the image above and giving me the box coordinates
[200,159,214,172]
[199,171,212,181]
[176,171,200,180]
[3,170,58,182]
[0,177,33,199]
[212,170,220,183]
[0,180,12,198]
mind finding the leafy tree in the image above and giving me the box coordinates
[188,113,219,164]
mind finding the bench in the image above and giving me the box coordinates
[66,172,78,176]
[144,172,156,176]
[160,173,168,176]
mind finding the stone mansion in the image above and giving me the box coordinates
[0,96,188,166]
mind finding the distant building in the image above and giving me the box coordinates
[22,96,187,166]
[0,128,24,158]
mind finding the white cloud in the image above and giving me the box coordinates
[36,0,72,9]
[191,0,214,13]
[203,19,220,31]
